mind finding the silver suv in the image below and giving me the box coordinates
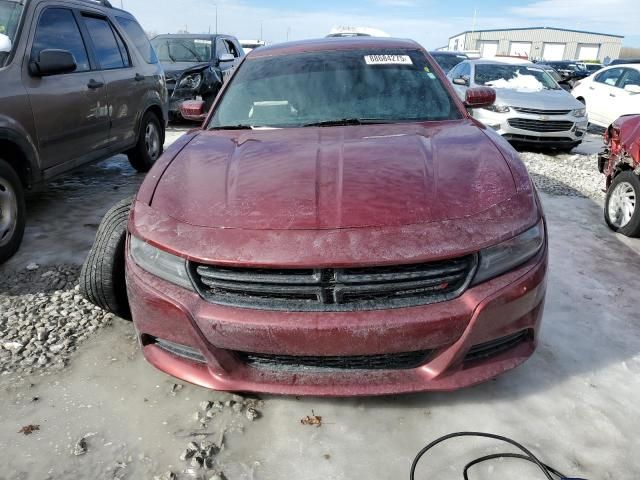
[0,0,168,263]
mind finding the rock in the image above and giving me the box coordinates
[153,472,176,480]
[26,263,40,271]
[179,449,196,461]
[232,402,243,414]
[73,437,88,456]
[245,407,260,421]
[190,455,204,468]
[2,342,24,353]
[170,383,183,395]
[208,474,226,480]
[200,400,213,411]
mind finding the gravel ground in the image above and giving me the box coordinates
[0,264,115,376]
[520,134,606,200]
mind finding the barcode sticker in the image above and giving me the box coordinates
[364,54,413,65]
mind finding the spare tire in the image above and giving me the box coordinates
[79,197,133,319]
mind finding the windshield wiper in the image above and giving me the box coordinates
[303,118,389,127]
[210,125,255,130]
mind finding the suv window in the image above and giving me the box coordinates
[83,15,128,69]
[224,39,239,57]
[32,8,90,72]
[115,15,158,64]
[595,68,624,87]
[216,38,229,57]
[618,68,640,89]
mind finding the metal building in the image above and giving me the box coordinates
[447,27,623,62]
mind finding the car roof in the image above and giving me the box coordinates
[152,34,233,40]
[430,51,467,57]
[249,37,421,58]
[465,59,534,67]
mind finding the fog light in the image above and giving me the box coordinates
[153,338,207,363]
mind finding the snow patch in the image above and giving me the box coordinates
[486,72,544,92]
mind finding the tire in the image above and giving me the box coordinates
[604,171,640,237]
[127,111,164,173]
[79,197,133,319]
[0,159,26,265]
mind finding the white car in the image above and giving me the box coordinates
[572,64,640,128]
[448,59,588,150]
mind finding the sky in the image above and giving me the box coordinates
[120,0,639,48]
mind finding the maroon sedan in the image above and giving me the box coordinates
[83,38,548,396]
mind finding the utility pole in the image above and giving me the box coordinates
[286,26,291,41]
[471,7,478,34]
[215,4,218,34]
[260,20,263,41]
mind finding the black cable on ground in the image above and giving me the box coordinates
[410,431,584,480]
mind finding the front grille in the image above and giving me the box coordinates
[237,350,433,371]
[464,330,532,363]
[508,118,574,133]
[512,107,571,116]
[190,256,477,312]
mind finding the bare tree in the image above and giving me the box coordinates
[620,47,640,59]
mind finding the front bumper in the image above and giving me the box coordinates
[475,109,588,147]
[125,243,548,396]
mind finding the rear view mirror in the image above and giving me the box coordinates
[624,84,640,94]
[0,33,11,54]
[29,49,77,76]
[218,53,235,63]
[453,76,469,86]
[464,87,496,109]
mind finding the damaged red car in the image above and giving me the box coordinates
[600,115,640,237]
[82,38,548,396]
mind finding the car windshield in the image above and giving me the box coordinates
[432,53,467,73]
[0,0,23,63]
[209,49,462,129]
[151,37,211,63]
[475,64,560,91]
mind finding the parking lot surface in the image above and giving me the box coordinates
[0,128,638,479]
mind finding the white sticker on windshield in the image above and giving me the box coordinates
[194,39,212,45]
[364,54,413,65]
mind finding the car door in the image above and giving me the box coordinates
[587,67,624,125]
[607,68,640,125]
[216,38,239,83]
[80,13,139,148]
[23,6,109,171]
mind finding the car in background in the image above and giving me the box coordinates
[608,58,640,66]
[580,62,602,74]
[0,0,167,264]
[150,34,244,121]
[326,26,391,37]
[537,64,572,90]
[448,59,588,150]
[571,64,640,128]
[536,60,590,87]
[240,39,265,53]
[430,51,468,74]
[599,115,640,237]
[82,37,548,396]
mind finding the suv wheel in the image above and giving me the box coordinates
[79,197,133,319]
[128,111,164,173]
[0,159,26,264]
[605,171,640,237]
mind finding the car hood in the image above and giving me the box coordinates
[493,88,584,110]
[162,61,210,80]
[151,120,517,230]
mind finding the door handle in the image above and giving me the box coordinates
[610,93,616,97]
[87,79,104,89]
[588,86,595,90]
[135,73,145,82]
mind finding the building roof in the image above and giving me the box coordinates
[449,26,624,40]
[250,37,421,58]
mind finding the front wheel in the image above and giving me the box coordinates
[0,159,26,264]
[127,111,164,173]
[604,171,640,237]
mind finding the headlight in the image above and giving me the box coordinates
[130,236,194,290]
[178,72,202,90]
[572,108,586,118]
[472,221,545,285]
[483,104,510,113]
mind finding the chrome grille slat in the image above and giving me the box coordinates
[512,107,571,115]
[191,255,477,312]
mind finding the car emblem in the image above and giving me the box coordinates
[540,115,550,121]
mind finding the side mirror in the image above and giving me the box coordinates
[218,53,235,64]
[29,49,77,76]
[464,87,496,109]
[624,84,640,94]
[453,76,469,86]
[0,33,11,54]
[179,99,208,122]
